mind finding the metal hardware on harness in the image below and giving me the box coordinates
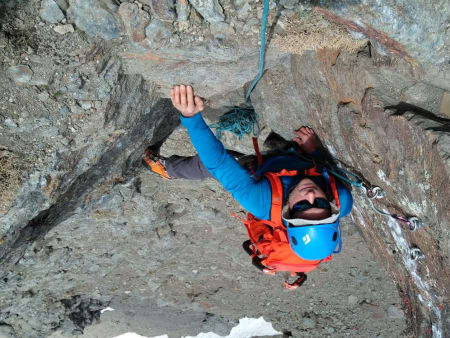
[363,185,386,199]
[408,217,425,232]
[410,247,425,260]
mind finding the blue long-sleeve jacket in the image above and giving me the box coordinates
[180,113,352,220]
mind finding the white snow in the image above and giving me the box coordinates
[114,334,167,338]
[101,307,115,314]
[112,317,281,338]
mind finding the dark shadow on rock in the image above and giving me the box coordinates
[386,102,450,133]
[0,88,180,270]
[61,295,108,335]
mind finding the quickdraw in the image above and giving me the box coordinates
[299,155,427,233]
[410,247,425,260]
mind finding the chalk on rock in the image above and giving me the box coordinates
[40,0,65,23]
[53,24,75,35]
[8,65,33,84]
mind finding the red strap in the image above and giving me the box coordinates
[304,160,322,176]
[264,173,284,227]
[252,137,263,167]
[284,273,307,290]
[328,174,340,209]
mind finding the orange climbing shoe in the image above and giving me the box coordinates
[143,148,171,179]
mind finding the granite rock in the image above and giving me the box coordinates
[68,0,120,40]
[40,0,65,23]
[149,0,176,22]
[118,2,150,43]
[176,0,191,22]
[189,0,225,23]
[144,19,174,49]
[317,0,450,67]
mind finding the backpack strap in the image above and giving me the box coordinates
[322,168,340,209]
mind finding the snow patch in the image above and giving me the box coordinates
[101,307,115,313]
[114,334,167,338]
[112,317,281,338]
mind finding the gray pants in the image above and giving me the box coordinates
[165,155,215,180]
[164,154,255,180]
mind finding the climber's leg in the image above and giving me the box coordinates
[164,154,215,180]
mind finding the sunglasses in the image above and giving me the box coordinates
[290,198,331,217]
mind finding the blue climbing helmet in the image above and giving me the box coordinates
[283,173,353,260]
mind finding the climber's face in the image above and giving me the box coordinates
[288,178,331,220]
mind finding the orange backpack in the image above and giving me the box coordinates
[239,169,333,289]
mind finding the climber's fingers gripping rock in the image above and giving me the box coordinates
[293,126,318,154]
[170,84,204,118]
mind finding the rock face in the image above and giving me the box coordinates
[0,0,449,337]
[318,0,450,67]
[251,50,450,337]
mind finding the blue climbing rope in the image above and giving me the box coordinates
[211,0,270,139]
[210,106,260,139]
[245,0,270,103]
[327,167,363,188]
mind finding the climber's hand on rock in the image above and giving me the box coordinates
[294,126,318,154]
[170,84,204,117]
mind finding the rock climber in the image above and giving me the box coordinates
[144,84,353,268]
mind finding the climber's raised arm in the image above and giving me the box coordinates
[170,85,272,220]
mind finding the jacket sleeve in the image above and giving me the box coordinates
[180,113,271,220]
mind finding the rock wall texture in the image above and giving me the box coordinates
[0,0,449,337]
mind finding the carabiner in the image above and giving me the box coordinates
[408,217,425,232]
[410,247,425,260]
[364,185,386,199]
